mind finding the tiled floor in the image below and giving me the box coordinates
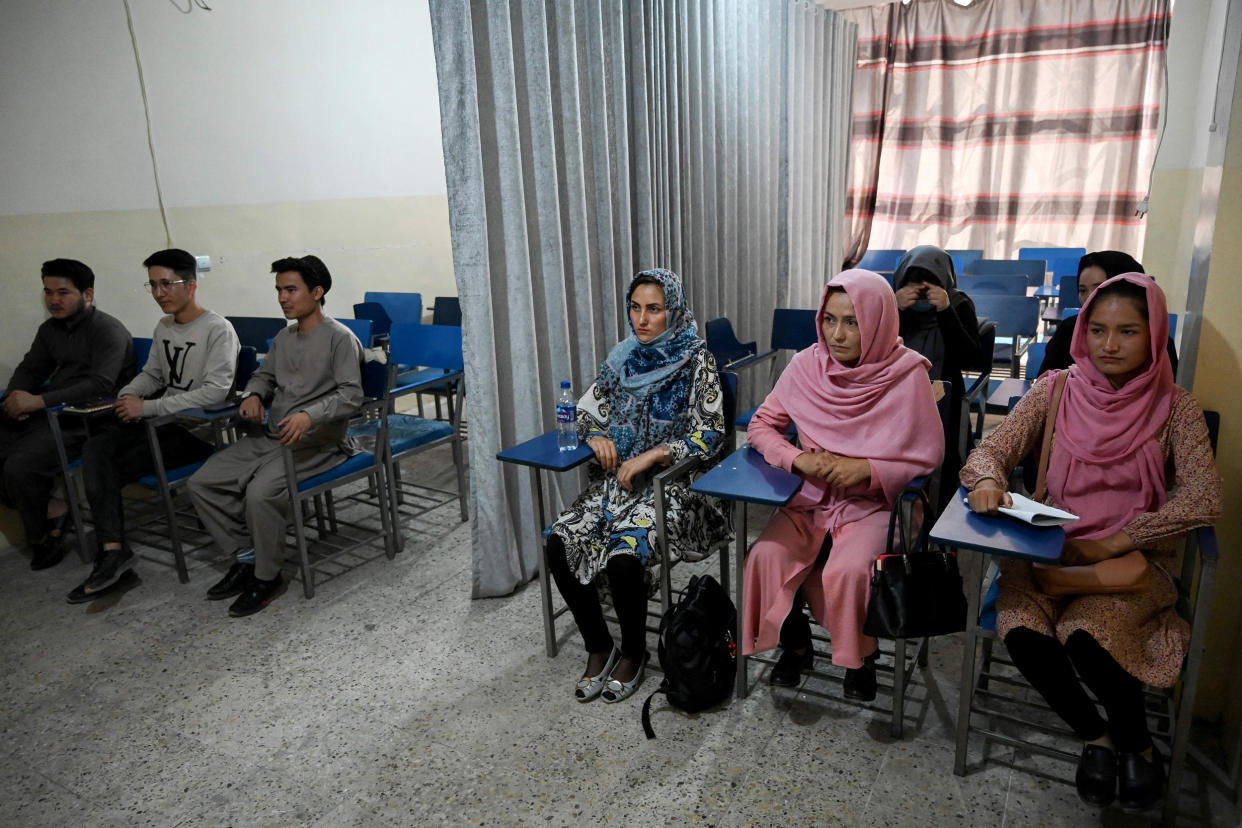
[1,444,1237,827]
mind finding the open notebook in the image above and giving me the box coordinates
[965,491,1079,527]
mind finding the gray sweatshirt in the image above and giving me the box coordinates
[121,310,241,417]
[243,315,363,449]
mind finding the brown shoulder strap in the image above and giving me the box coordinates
[1034,370,1069,502]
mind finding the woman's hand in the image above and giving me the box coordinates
[1060,532,1135,565]
[926,284,950,311]
[894,284,923,310]
[616,447,666,491]
[967,479,1011,513]
[587,436,618,470]
[793,451,871,489]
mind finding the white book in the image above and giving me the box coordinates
[995,492,1078,526]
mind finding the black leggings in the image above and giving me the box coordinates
[546,535,648,662]
[1004,627,1152,754]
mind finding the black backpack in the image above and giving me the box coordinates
[641,574,737,739]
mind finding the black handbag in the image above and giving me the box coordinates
[863,488,966,639]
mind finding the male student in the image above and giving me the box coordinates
[67,249,240,602]
[1,259,134,570]
[188,255,362,617]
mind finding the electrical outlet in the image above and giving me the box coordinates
[195,255,211,273]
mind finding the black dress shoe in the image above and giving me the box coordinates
[843,653,878,701]
[1075,744,1117,807]
[207,562,254,600]
[29,536,66,571]
[769,647,814,686]
[228,574,285,617]
[1118,746,1164,812]
[83,546,135,593]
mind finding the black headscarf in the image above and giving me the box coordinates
[893,245,960,380]
[1077,250,1144,279]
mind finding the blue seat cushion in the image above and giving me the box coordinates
[297,452,377,492]
[138,460,208,487]
[350,415,453,455]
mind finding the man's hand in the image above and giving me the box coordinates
[2,390,43,420]
[926,284,951,311]
[239,395,265,423]
[967,479,1012,514]
[277,411,313,446]
[588,436,618,470]
[113,395,145,422]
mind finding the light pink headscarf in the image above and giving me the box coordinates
[1047,273,1176,539]
[771,269,944,508]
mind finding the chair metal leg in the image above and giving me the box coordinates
[326,491,339,534]
[532,467,558,658]
[375,458,397,561]
[892,637,908,738]
[734,499,749,698]
[313,494,327,538]
[954,548,984,775]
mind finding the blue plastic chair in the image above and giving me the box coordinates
[226,317,288,352]
[1058,275,1079,310]
[858,249,905,274]
[1018,246,1086,264]
[133,337,153,370]
[1025,342,1047,380]
[946,249,984,274]
[1168,313,1178,340]
[964,259,1047,289]
[705,318,758,369]
[733,308,817,431]
[364,291,423,325]
[338,317,374,348]
[970,295,1040,377]
[431,296,462,327]
[353,302,393,340]
[958,274,1028,296]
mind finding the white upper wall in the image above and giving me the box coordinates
[0,0,446,216]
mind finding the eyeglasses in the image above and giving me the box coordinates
[142,279,188,293]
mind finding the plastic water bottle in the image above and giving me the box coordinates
[556,380,579,451]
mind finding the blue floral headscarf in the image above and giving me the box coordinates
[596,269,704,459]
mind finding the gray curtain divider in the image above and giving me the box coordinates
[429,0,856,598]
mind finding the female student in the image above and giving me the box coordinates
[546,269,730,703]
[742,269,943,699]
[963,274,1221,811]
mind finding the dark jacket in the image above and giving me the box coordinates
[6,305,135,408]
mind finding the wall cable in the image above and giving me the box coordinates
[122,0,173,247]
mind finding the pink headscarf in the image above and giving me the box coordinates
[1046,273,1176,539]
[772,269,944,508]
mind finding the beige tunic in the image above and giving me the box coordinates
[960,375,1222,687]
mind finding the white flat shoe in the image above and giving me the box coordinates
[601,652,648,703]
[575,646,620,702]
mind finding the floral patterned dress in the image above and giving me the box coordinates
[550,348,732,584]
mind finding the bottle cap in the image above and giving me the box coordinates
[560,380,571,388]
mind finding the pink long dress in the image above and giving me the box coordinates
[741,270,943,667]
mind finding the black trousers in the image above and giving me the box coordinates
[82,422,214,547]
[546,535,648,662]
[1005,626,1152,754]
[0,413,83,544]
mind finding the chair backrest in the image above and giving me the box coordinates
[1019,246,1086,263]
[769,308,818,352]
[432,296,462,326]
[1057,275,1079,309]
[353,301,393,337]
[363,291,423,325]
[1168,313,1178,339]
[969,295,1039,337]
[338,317,373,347]
[958,274,1028,296]
[946,249,983,274]
[361,358,389,400]
[704,318,755,366]
[388,322,464,372]
[857,249,905,273]
[1025,342,1047,379]
[964,259,1046,288]
[226,316,288,351]
[234,346,259,392]
[1045,254,1081,280]
[133,337,153,369]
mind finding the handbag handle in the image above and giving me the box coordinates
[1033,371,1069,502]
[886,486,933,573]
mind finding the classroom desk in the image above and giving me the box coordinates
[986,377,1031,411]
[690,444,801,696]
[928,486,1064,776]
[496,430,594,657]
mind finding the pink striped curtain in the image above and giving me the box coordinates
[841,0,1169,263]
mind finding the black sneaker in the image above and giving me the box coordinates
[769,647,814,687]
[206,562,254,600]
[228,574,285,617]
[29,536,66,571]
[1075,744,1117,807]
[843,653,878,701]
[83,546,135,594]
